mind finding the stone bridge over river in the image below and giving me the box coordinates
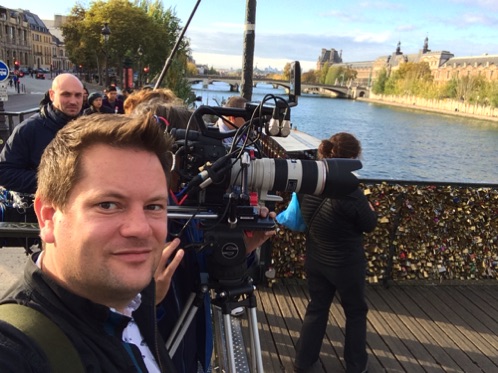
[187,75,369,99]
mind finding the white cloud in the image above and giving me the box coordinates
[459,13,495,26]
[396,24,418,32]
[352,31,391,43]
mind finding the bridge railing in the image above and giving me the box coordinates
[271,179,498,285]
[0,108,39,151]
[261,134,498,285]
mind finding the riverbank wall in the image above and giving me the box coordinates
[360,93,498,124]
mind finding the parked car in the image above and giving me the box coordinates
[35,72,45,80]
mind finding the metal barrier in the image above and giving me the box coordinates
[0,107,40,152]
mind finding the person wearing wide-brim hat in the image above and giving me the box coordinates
[83,92,114,115]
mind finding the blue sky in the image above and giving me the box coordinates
[15,0,498,71]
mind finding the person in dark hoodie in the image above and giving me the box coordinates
[0,73,84,194]
[83,92,114,115]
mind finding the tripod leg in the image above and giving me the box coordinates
[166,283,209,358]
[169,303,200,357]
[247,305,264,372]
[223,312,238,373]
[165,292,196,351]
[213,303,253,373]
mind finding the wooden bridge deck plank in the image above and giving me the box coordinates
[365,286,424,372]
[394,285,492,373]
[255,283,292,372]
[251,280,498,373]
[422,286,498,370]
[372,285,453,372]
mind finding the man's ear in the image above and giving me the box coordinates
[34,197,56,244]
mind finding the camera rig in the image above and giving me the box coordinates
[166,62,362,288]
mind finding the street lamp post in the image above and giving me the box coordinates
[101,23,111,86]
[137,45,143,88]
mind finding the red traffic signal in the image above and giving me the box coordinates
[143,66,149,73]
[14,61,19,69]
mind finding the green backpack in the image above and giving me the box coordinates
[0,303,84,373]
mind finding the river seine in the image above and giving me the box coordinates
[192,82,498,185]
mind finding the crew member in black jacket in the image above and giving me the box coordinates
[294,132,378,373]
[0,113,184,372]
[0,73,84,194]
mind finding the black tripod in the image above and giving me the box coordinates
[165,227,265,372]
[165,276,264,372]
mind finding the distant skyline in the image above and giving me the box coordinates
[12,0,498,72]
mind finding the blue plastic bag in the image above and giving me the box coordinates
[276,192,306,232]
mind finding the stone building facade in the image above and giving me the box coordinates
[0,8,31,69]
[318,38,498,87]
[436,55,498,83]
[0,6,70,72]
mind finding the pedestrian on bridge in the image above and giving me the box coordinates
[294,132,377,373]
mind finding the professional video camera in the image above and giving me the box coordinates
[167,61,362,287]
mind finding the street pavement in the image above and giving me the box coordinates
[0,246,28,295]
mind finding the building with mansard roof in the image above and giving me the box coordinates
[0,7,70,73]
[43,16,71,73]
[320,38,454,87]
[435,54,498,83]
[0,7,31,70]
[21,9,53,71]
[316,48,343,70]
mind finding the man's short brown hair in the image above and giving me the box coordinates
[224,96,248,108]
[37,113,173,210]
[124,88,181,114]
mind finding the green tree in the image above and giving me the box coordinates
[372,68,388,94]
[62,0,193,101]
[441,77,458,99]
[486,81,498,107]
[318,62,330,84]
[141,0,192,100]
[324,66,342,85]
[206,66,219,75]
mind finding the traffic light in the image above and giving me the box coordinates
[14,61,19,70]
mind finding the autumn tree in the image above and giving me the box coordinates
[62,0,192,101]
[302,69,318,84]
[282,62,291,81]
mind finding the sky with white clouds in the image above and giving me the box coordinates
[14,0,498,72]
